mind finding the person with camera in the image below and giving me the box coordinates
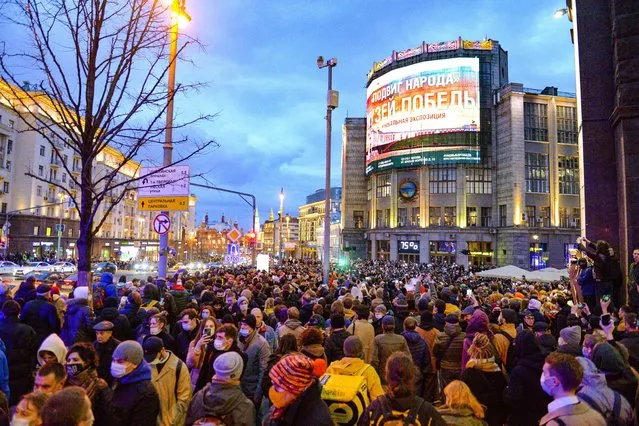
[578,237,623,311]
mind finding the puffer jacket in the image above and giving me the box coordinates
[119,302,141,330]
[13,281,36,307]
[433,323,465,371]
[170,287,190,314]
[237,330,270,399]
[0,315,37,405]
[371,332,411,384]
[325,329,351,364]
[402,330,432,376]
[95,307,133,341]
[20,296,61,345]
[61,298,94,346]
[185,381,255,426]
[37,333,67,365]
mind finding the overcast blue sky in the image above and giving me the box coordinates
[175,0,576,229]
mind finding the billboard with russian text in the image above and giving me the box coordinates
[366,57,481,175]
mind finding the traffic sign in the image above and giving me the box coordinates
[138,165,190,197]
[153,213,171,235]
[138,196,189,211]
[226,228,242,243]
[56,224,65,232]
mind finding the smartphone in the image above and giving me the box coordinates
[602,294,611,303]
[601,314,611,327]
[466,289,472,296]
[203,328,211,337]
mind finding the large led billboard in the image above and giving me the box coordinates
[366,57,481,175]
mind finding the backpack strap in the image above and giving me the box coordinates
[579,393,604,415]
[381,395,394,421]
[612,391,621,418]
[404,398,425,425]
[174,357,183,400]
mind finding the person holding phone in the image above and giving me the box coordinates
[186,317,218,391]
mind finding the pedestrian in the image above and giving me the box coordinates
[260,334,298,410]
[34,362,66,396]
[92,320,120,386]
[41,386,95,426]
[193,324,247,393]
[493,308,517,372]
[0,300,37,405]
[0,339,8,406]
[169,279,190,314]
[119,292,142,330]
[143,336,192,426]
[185,316,218,389]
[264,354,332,426]
[237,314,270,404]
[252,308,278,353]
[402,317,432,399]
[176,308,199,362]
[325,314,351,364]
[61,286,94,346]
[186,351,255,426]
[371,315,411,385]
[437,380,487,426]
[619,312,639,371]
[358,352,445,426]
[371,305,386,335]
[106,340,160,426]
[461,309,493,373]
[144,312,176,352]
[20,284,61,345]
[433,314,465,397]
[534,321,558,355]
[49,285,67,326]
[557,325,583,356]
[276,307,304,342]
[416,309,439,402]
[13,276,37,307]
[346,304,375,364]
[539,352,606,425]
[37,333,67,368]
[11,392,48,426]
[95,297,132,341]
[589,340,638,407]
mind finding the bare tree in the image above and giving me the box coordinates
[0,0,216,286]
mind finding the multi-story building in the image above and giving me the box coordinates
[298,188,341,259]
[342,38,580,269]
[261,209,300,258]
[0,80,197,262]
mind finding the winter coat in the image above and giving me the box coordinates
[402,330,432,375]
[185,381,255,426]
[257,321,278,353]
[107,362,160,426]
[264,380,332,426]
[492,324,516,367]
[13,282,36,307]
[462,310,493,372]
[416,325,440,372]
[170,287,190,314]
[539,401,606,426]
[119,303,141,330]
[557,343,583,357]
[61,298,94,346]
[20,296,61,345]
[193,343,247,393]
[619,332,639,372]
[591,342,638,407]
[325,329,351,364]
[437,407,487,426]
[371,332,411,384]
[37,333,67,365]
[502,331,551,426]
[0,316,37,405]
[347,319,375,364]
[300,303,314,325]
[95,307,133,341]
[326,357,385,401]
[538,333,558,356]
[237,330,270,399]
[433,323,465,371]
[461,360,507,426]
[0,340,9,403]
[93,337,121,386]
[176,326,199,362]
[149,351,192,426]
[277,319,304,342]
[358,394,446,426]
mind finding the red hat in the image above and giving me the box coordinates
[269,354,314,395]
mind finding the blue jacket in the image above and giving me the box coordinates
[578,267,597,297]
[61,298,94,346]
[0,339,9,402]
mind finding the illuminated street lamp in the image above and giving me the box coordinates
[554,8,568,19]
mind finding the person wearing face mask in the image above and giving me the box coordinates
[538,352,606,425]
[176,309,199,362]
[106,340,159,426]
[238,315,271,408]
[193,324,247,393]
[233,296,250,325]
[200,305,213,321]
[371,305,387,336]
[41,386,95,426]
[64,343,110,426]
[20,284,60,346]
[142,336,192,426]
[186,317,218,390]
[11,391,48,426]
[143,313,175,353]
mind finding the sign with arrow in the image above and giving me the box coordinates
[139,166,190,197]
[153,213,171,235]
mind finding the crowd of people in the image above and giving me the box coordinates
[0,245,636,425]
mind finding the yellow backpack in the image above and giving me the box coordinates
[320,364,371,426]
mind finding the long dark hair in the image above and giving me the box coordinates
[276,334,298,355]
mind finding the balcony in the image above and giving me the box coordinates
[50,157,64,167]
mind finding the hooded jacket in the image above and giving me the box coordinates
[107,362,160,426]
[590,342,638,406]
[169,285,190,314]
[358,394,446,426]
[277,319,304,342]
[20,295,61,345]
[185,381,255,426]
[37,333,67,365]
[462,310,493,372]
[325,357,384,401]
[61,298,94,346]
[402,330,432,375]
[13,281,36,306]
[433,323,465,371]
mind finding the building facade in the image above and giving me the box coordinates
[298,187,341,259]
[342,38,581,269]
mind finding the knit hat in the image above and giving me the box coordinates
[113,340,144,366]
[533,321,549,332]
[501,308,518,324]
[468,333,494,360]
[213,352,244,380]
[382,315,395,327]
[462,306,476,316]
[241,314,257,330]
[269,354,314,395]
[343,336,363,358]
[237,296,249,307]
[528,298,542,311]
[36,284,51,296]
[74,286,89,300]
[559,325,581,347]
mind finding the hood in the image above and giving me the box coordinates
[284,319,303,330]
[514,330,541,359]
[327,357,366,375]
[18,281,35,291]
[101,307,119,321]
[100,273,113,285]
[38,333,68,365]
[591,342,626,374]
[119,361,152,385]
[444,323,462,337]
[402,330,423,344]
[466,310,492,337]
[576,356,607,389]
[302,344,325,358]
[200,382,248,416]
[66,297,88,314]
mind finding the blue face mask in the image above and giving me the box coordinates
[201,312,209,319]
[239,329,250,337]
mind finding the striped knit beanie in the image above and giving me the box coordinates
[269,354,314,395]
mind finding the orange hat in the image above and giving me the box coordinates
[513,292,525,300]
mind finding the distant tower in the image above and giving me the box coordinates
[204,211,209,227]
[221,212,225,224]
[254,208,261,233]
[269,209,274,221]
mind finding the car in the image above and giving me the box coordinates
[133,261,155,272]
[52,261,77,273]
[0,261,19,275]
[14,261,55,276]
[186,262,205,271]
[169,262,186,272]
[92,261,117,274]
[23,270,65,286]
[207,262,223,269]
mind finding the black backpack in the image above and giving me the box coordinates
[496,331,516,373]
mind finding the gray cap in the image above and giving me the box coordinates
[93,320,114,331]
[113,340,144,366]
[213,352,244,380]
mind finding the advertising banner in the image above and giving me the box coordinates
[366,57,480,175]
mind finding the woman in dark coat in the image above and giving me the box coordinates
[502,330,552,426]
[61,296,94,346]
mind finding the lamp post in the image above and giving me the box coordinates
[57,193,68,260]
[317,56,338,286]
[278,188,284,260]
[158,0,190,279]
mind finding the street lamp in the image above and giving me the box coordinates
[554,8,568,19]
[158,0,190,279]
[278,188,284,260]
[317,55,338,286]
[57,193,68,260]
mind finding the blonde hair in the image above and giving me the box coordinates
[443,380,485,419]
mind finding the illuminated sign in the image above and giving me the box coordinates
[398,240,420,253]
[366,57,481,175]
[399,180,418,200]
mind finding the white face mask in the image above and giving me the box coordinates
[375,313,383,320]
[150,326,161,336]
[11,418,31,426]
[110,362,128,378]
[213,339,227,351]
[182,322,194,332]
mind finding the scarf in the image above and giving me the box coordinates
[465,357,501,372]
[67,368,107,400]
[211,376,240,386]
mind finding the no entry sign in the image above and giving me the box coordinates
[153,213,171,235]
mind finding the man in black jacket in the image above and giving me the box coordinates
[107,340,159,426]
[0,300,37,405]
[92,320,121,386]
[325,314,351,364]
[19,284,60,345]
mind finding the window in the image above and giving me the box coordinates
[39,145,45,156]
[499,204,507,227]
[526,205,536,226]
[63,155,68,166]
[367,179,372,201]
[397,208,408,227]
[524,102,548,141]
[481,207,492,227]
[46,227,52,237]
[558,156,579,195]
[444,207,456,227]
[559,207,570,227]
[429,207,441,226]
[0,203,5,214]
[33,226,39,236]
[411,207,420,227]
[353,211,364,229]
[525,153,549,193]
[38,165,44,177]
[466,207,478,227]
[8,120,14,129]
[36,186,42,196]
[376,209,382,228]
[2,182,8,194]
[573,208,580,228]
[68,228,73,237]
[383,209,390,228]
[465,167,492,194]
[376,173,391,198]
[7,140,12,154]
[62,173,67,183]
[4,161,10,172]
[430,167,456,194]
[530,243,548,270]
[540,206,551,227]
[557,106,577,144]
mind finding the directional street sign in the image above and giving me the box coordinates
[138,196,189,211]
[153,213,171,235]
[138,166,190,197]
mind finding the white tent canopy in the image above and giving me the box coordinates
[475,265,530,279]
[525,268,570,282]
